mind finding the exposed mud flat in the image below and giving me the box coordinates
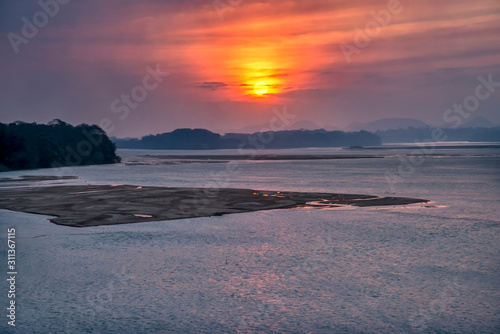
[0,175,78,182]
[0,184,427,227]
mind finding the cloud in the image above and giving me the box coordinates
[196,82,229,90]
[277,88,339,99]
[1,0,499,135]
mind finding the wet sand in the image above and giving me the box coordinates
[0,175,78,183]
[0,183,428,227]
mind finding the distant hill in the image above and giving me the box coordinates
[113,128,382,149]
[235,120,322,133]
[0,120,120,172]
[288,120,322,131]
[235,117,433,133]
[345,118,429,132]
[445,116,497,129]
[323,124,343,131]
[376,126,500,143]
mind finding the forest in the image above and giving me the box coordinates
[0,120,120,171]
[113,128,382,149]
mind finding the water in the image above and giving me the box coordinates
[0,147,499,333]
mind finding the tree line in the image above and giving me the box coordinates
[112,128,382,150]
[0,120,120,171]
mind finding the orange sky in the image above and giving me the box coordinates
[1,0,499,136]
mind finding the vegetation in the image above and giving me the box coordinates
[0,120,120,171]
[113,129,382,149]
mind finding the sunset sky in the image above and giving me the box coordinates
[1,0,499,137]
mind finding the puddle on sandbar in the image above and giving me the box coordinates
[297,201,443,211]
[367,203,447,211]
[298,202,354,210]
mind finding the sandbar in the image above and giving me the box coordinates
[0,184,428,227]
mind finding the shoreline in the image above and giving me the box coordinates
[0,183,428,227]
[138,154,383,160]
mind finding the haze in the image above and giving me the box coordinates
[1,0,499,137]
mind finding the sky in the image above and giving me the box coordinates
[0,0,499,137]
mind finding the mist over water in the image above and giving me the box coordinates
[1,147,499,333]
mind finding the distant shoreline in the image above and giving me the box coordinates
[0,180,428,227]
[138,154,384,161]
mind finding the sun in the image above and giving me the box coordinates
[253,82,269,96]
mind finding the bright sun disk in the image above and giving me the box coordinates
[254,82,269,96]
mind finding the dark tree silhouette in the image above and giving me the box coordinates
[0,120,120,172]
[113,128,382,149]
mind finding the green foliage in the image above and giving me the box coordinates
[0,120,121,172]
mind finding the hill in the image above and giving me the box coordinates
[345,118,429,132]
[113,128,382,149]
[376,126,500,143]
